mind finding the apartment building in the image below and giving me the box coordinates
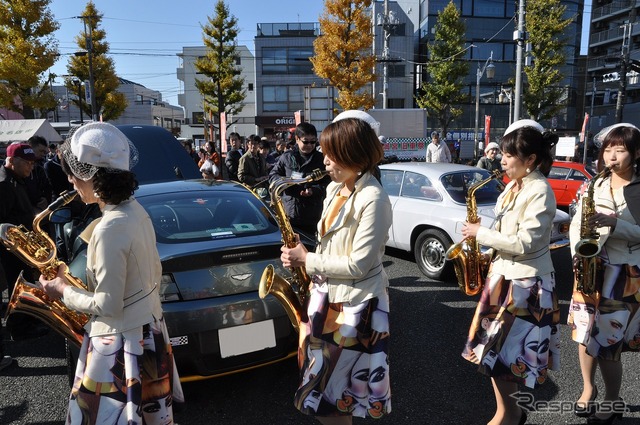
[419,0,584,137]
[586,0,640,131]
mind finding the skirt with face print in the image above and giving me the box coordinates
[568,258,640,361]
[294,280,391,419]
[66,317,184,425]
[462,272,561,389]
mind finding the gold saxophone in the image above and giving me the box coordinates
[446,170,505,296]
[258,168,328,331]
[574,166,611,295]
[0,190,89,346]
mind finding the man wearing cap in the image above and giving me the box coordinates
[477,141,502,172]
[0,143,48,343]
[426,131,452,163]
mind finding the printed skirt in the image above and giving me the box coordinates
[568,258,640,361]
[462,272,560,389]
[66,317,184,425]
[294,281,391,418]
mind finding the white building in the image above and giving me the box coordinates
[47,79,184,137]
[176,45,256,143]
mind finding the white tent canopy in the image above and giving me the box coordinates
[0,119,63,143]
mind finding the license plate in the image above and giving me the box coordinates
[218,320,276,358]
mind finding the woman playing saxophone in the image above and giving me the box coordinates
[280,112,392,424]
[460,119,560,425]
[567,123,640,424]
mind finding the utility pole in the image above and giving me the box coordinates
[513,0,526,121]
[584,77,596,165]
[377,0,399,109]
[615,4,638,123]
[78,15,98,122]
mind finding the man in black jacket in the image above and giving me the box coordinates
[225,132,243,181]
[0,143,48,346]
[269,122,330,237]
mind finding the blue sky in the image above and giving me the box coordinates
[48,0,325,105]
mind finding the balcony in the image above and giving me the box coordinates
[592,0,635,22]
[256,22,320,37]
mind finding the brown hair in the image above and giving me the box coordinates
[596,125,640,175]
[320,118,384,175]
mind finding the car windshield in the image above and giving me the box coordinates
[440,170,503,204]
[139,191,278,243]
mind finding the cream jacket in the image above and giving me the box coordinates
[306,172,392,304]
[476,170,556,279]
[570,175,640,266]
[63,198,163,337]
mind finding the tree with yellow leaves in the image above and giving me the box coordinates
[0,0,59,119]
[311,0,376,111]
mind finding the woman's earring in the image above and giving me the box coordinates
[357,171,362,176]
[93,191,100,199]
[526,167,531,174]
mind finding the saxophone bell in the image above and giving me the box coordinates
[575,238,601,258]
[258,169,328,331]
[1,189,89,347]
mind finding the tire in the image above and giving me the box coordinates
[414,229,453,280]
[65,338,79,388]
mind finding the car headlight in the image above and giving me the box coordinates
[159,274,181,302]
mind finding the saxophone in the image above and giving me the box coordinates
[0,190,89,346]
[574,166,611,295]
[446,169,505,296]
[258,168,328,331]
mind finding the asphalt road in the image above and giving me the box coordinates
[1,247,640,424]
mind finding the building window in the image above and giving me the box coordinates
[388,98,404,108]
[192,111,204,124]
[263,85,306,112]
[389,23,406,36]
[248,83,254,91]
[262,47,314,74]
[389,64,406,78]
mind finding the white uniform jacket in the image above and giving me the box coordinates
[306,172,393,304]
[63,198,164,337]
[570,175,640,266]
[476,170,556,279]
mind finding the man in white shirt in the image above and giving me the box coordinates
[425,131,452,163]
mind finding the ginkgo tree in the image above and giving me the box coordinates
[415,1,469,138]
[522,0,573,121]
[0,0,59,119]
[311,0,376,111]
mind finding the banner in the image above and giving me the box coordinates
[580,113,589,143]
[484,115,491,145]
[294,110,302,125]
[220,112,227,154]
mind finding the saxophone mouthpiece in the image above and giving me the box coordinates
[48,190,78,212]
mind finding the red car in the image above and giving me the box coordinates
[504,161,596,210]
[547,161,596,208]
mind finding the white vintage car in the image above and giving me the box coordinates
[379,162,570,280]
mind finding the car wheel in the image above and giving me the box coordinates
[65,338,79,388]
[414,229,453,280]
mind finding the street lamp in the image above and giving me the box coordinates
[474,51,495,160]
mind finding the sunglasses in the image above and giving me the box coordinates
[300,139,317,145]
